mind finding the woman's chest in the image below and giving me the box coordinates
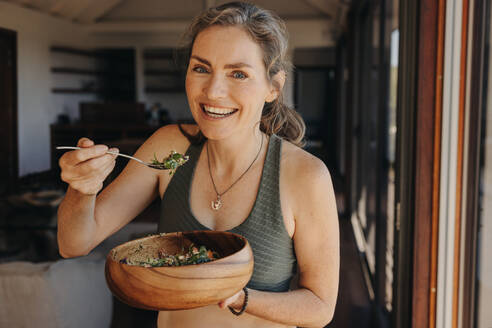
[188,160,263,231]
[158,146,295,237]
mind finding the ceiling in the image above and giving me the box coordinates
[2,0,351,31]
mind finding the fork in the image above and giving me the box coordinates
[56,146,170,170]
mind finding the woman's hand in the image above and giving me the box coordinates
[59,137,118,195]
[218,288,245,310]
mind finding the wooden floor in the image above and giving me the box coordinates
[328,172,373,328]
[327,217,372,328]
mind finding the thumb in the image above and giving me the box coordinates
[77,137,94,148]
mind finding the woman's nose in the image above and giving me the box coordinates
[203,75,227,100]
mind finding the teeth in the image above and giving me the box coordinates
[206,112,227,118]
[203,105,236,115]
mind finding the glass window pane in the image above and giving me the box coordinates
[476,2,492,327]
[385,0,399,310]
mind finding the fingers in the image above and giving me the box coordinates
[107,147,119,159]
[217,290,242,309]
[61,144,109,167]
[60,154,116,195]
[77,137,94,148]
[62,152,115,180]
[76,144,109,163]
[78,148,118,174]
[58,139,119,195]
[100,157,117,178]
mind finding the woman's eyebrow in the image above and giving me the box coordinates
[190,55,252,69]
[224,62,253,69]
[191,55,211,66]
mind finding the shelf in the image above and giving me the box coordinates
[51,67,106,76]
[144,87,185,93]
[51,46,100,58]
[50,46,134,62]
[143,53,174,60]
[51,67,133,78]
[52,87,133,94]
[143,48,187,60]
[52,88,101,94]
[50,46,136,101]
[144,69,183,76]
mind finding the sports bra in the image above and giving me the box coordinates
[158,134,297,292]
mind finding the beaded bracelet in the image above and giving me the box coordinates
[228,287,249,316]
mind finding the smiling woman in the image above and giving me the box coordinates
[185,25,278,141]
[180,3,305,147]
[56,2,339,328]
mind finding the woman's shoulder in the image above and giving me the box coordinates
[279,139,336,227]
[139,124,200,158]
[279,139,334,207]
[279,139,330,181]
[154,123,200,140]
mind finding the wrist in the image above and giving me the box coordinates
[230,288,246,310]
[229,287,249,316]
[68,185,98,198]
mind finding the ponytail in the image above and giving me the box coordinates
[261,96,305,147]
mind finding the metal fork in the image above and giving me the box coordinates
[55,146,169,170]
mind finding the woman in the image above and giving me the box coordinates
[57,2,339,327]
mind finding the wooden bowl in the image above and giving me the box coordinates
[105,231,254,311]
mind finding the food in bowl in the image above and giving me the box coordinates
[119,243,220,267]
[105,231,254,310]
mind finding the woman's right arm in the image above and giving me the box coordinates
[57,125,184,258]
[57,137,119,258]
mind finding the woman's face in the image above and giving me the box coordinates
[185,25,276,141]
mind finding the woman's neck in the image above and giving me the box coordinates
[206,129,264,177]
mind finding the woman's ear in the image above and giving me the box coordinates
[266,70,286,103]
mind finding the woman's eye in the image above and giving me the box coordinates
[192,66,208,73]
[232,71,247,80]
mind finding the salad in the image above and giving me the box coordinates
[150,150,189,175]
[120,243,220,267]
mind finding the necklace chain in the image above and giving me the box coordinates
[207,134,264,210]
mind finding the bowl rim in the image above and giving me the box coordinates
[106,230,251,268]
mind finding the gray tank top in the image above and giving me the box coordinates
[158,134,297,292]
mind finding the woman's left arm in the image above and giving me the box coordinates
[220,155,340,327]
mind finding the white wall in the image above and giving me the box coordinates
[0,2,95,176]
[0,2,333,176]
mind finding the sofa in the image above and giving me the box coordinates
[0,222,157,328]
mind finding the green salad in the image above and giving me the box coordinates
[150,150,189,175]
[120,243,220,267]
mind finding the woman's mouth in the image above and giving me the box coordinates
[201,104,238,119]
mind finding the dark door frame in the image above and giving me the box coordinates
[0,27,18,194]
[393,0,443,327]
[462,0,490,327]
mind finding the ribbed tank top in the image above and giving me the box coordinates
[158,134,297,292]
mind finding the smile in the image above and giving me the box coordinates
[201,104,238,118]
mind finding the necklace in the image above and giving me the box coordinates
[207,134,264,210]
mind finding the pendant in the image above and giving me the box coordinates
[211,195,222,210]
